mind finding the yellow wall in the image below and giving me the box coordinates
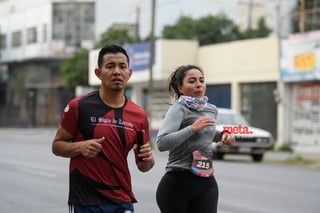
[155,39,199,80]
[198,37,279,84]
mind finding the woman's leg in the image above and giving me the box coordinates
[188,176,219,213]
[156,171,192,213]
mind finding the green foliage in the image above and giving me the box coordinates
[269,155,320,168]
[95,28,138,48]
[162,14,271,46]
[60,26,139,88]
[60,49,89,88]
[162,16,197,39]
[282,155,316,166]
[198,14,242,45]
[276,144,293,152]
[240,18,272,39]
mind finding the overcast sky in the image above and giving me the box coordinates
[95,0,297,40]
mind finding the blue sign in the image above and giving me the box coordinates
[124,42,150,72]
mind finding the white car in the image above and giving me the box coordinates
[212,108,273,162]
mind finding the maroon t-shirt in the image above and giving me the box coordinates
[60,91,150,205]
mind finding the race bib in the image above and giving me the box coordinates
[191,150,214,177]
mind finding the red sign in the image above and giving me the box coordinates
[297,82,320,101]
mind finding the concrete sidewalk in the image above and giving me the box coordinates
[265,151,320,161]
[221,151,320,168]
[263,151,320,170]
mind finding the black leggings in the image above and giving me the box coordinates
[156,170,218,213]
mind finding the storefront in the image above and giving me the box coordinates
[281,30,320,153]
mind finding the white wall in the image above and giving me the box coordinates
[0,0,52,62]
[0,0,94,62]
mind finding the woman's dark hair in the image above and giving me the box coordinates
[97,44,130,68]
[168,64,203,99]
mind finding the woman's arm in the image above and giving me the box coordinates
[156,104,194,151]
[213,130,236,145]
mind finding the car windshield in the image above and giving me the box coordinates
[216,112,249,126]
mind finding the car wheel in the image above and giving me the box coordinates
[252,154,263,162]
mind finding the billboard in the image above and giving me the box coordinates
[124,42,150,72]
[280,31,320,82]
[124,42,150,83]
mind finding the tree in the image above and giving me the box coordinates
[162,14,240,45]
[240,17,272,39]
[195,14,241,45]
[95,28,138,48]
[60,48,89,88]
[162,14,271,46]
[60,27,137,89]
[162,16,197,40]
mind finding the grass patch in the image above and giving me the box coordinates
[270,155,320,168]
[276,144,293,152]
[282,155,314,166]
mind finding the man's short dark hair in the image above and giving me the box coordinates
[97,44,130,68]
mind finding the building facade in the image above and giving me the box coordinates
[89,38,281,147]
[87,34,319,154]
[280,30,320,154]
[0,0,95,127]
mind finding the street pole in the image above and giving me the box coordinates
[0,26,2,59]
[299,0,305,32]
[148,0,155,129]
[276,0,284,149]
[136,6,140,41]
[238,0,262,30]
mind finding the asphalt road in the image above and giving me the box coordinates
[0,128,319,213]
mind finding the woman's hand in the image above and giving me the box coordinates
[221,132,235,145]
[191,116,215,132]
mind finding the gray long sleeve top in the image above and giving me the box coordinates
[156,101,218,171]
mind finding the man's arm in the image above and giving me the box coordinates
[52,125,104,158]
[134,142,154,172]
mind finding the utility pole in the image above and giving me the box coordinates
[299,0,306,32]
[148,0,156,127]
[136,6,140,41]
[276,0,285,148]
[239,0,262,30]
[0,26,2,59]
[276,0,282,38]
